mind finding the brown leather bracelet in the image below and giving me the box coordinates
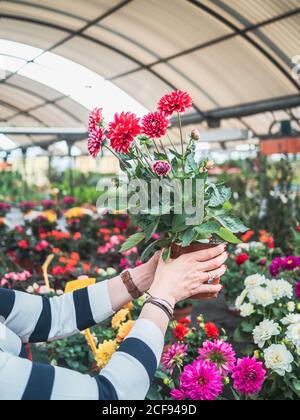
[120,270,142,299]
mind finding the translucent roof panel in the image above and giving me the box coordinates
[0,0,300,151]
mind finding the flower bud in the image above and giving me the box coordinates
[254,350,260,360]
[206,160,215,169]
[191,129,200,141]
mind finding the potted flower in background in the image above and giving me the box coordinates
[88,91,248,264]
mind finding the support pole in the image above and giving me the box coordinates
[67,141,74,196]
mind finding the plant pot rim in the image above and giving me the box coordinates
[170,241,225,259]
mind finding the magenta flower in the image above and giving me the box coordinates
[162,343,188,374]
[282,256,300,271]
[152,160,172,177]
[232,358,266,396]
[170,389,186,400]
[295,282,300,301]
[269,257,283,277]
[198,339,236,377]
[173,360,223,401]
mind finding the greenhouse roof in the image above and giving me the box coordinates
[0,0,300,153]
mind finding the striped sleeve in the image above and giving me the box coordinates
[0,319,164,400]
[0,281,114,343]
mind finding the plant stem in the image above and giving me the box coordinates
[178,112,185,170]
[159,139,171,163]
[167,131,177,152]
[153,139,161,154]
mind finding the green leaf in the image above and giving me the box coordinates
[171,214,187,233]
[240,321,254,333]
[215,214,248,233]
[196,220,220,234]
[140,239,169,262]
[182,228,197,247]
[143,217,161,241]
[162,246,171,262]
[208,184,232,208]
[216,227,242,244]
[120,232,145,252]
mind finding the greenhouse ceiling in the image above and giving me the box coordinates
[0,0,300,153]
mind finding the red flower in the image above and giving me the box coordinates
[88,128,105,158]
[178,318,192,325]
[173,323,190,341]
[52,266,65,276]
[158,90,193,116]
[241,230,254,243]
[235,253,249,266]
[152,160,172,177]
[17,240,29,249]
[141,111,170,139]
[295,226,300,232]
[35,241,49,252]
[204,323,219,339]
[89,107,104,132]
[107,112,141,154]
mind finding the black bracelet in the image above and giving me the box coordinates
[143,299,174,321]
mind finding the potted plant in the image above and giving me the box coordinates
[87,91,248,263]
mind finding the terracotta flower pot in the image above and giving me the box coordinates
[170,242,223,300]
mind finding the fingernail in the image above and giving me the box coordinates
[223,244,227,251]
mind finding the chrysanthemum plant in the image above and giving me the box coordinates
[88,91,248,261]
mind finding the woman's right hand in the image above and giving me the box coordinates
[148,244,228,307]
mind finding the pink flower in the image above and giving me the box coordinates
[162,343,188,374]
[198,340,236,377]
[141,111,170,139]
[282,256,300,271]
[88,128,105,158]
[173,360,223,401]
[295,282,300,300]
[107,112,141,154]
[35,240,49,252]
[232,357,266,396]
[158,91,193,117]
[152,160,172,177]
[170,389,186,400]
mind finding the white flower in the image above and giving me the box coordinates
[235,243,250,255]
[240,303,255,318]
[106,267,117,276]
[235,290,248,310]
[249,242,264,250]
[286,323,300,348]
[248,287,274,307]
[253,319,280,348]
[266,279,293,300]
[264,344,294,376]
[245,274,266,289]
[281,314,300,325]
[287,302,295,313]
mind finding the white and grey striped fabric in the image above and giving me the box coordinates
[0,282,164,400]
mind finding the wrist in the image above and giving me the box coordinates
[147,286,176,309]
[130,265,152,293]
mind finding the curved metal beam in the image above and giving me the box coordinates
[0,13,205,117]
[186,0,300,92]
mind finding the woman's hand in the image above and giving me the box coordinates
[148,245,228,307]
[130,251,161,293]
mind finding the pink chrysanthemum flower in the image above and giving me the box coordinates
[295,282,300,300]
[107,112,141,154]
[173,360,223,401]
[198,340,236,377]
[152,160,172,177]
[232,358,266,396]
[158,90,193,116]
[162,343,188,374]
[141,111,170,139]
[88,129,105,158]
[170,389,186,400]
[89,107,104,132]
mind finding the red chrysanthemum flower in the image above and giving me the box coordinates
[141,111,170,139]
[158,90,193,116]
[235,253,249,266]
[173,323,190,341]
[107,112,141,154]
[152,160,172,177]
[89,107,104,132]
[88,129,105,158]
[204,322,219,339]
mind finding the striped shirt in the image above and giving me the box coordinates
[0,281,164,400]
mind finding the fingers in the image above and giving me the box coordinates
[201,264,227,284]
[194,284,222,295]
[188,244,226,262]
[199,252,228,272]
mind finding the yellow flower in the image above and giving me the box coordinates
[65,207,86,219]
[117,320,135,342]
[111,308,129,329]
[123,302,134,312]
[42,210,57,223]
[95,340,118,369]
